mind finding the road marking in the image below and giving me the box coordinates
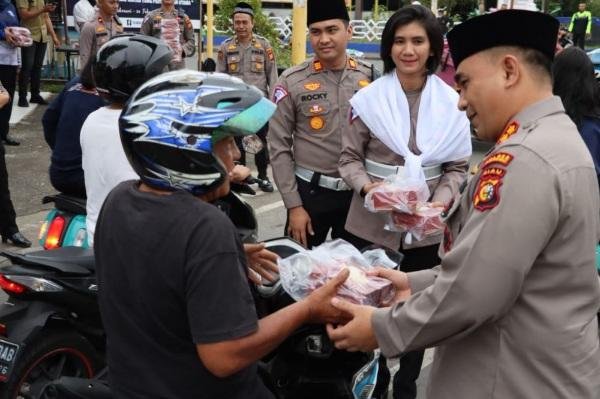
[255,200,284,215]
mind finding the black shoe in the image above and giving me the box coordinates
[29,95,48,105]
[2,232,31,248]
[257,178,274,193]
[17,97,28,107]
[2,137,20,146]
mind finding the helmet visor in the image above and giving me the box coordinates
[213,97,276,142]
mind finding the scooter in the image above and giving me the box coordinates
[0,192,392,399]
[38,194,88,250]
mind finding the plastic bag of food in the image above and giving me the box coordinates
[6,27,32,47]
[387,203,444,241]
[364,174,430,213]
[278,239,397,307]
[160,19,182,63]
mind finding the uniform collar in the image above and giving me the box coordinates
[234,34,255,46]
[310,56,357,73]
[495,96,564,146]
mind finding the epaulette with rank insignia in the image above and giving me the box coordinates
[279,60,312,79]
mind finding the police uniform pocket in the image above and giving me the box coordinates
[250,54,265,73]
[227,54,240,73]
[300,101,331,133]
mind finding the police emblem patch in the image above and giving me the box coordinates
[272,85,289,105]
[229,63,238,72]
[304,82,321,91]
[473,176,502,211]
[358,79,370,88]
[310,116,325,130]
[267,47,274,61]
[497,121,519,144]
[309,104,324,114]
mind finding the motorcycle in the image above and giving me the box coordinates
[38,194,88,250]
[0,192,392,399]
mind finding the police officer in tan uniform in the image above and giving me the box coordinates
[79,0,123,69]
[217,2,277,192]
[140,0,195,70]
[327,10,600,398]
[268,0,378,249]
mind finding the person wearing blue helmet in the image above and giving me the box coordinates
[94,70,349,398]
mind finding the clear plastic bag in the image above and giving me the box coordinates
[364,174,430,213]
[6,27,32,47]
[386,203,444,241]
[160,19,182,63]
[278,239,397,307]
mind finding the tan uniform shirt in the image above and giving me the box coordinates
[339,89,468,250]
[216,34,278,97]
[269,57,373,209]
[16,0,47,42]
[140,8,195,70]
[79,11,123,69]
[372,96,600,398]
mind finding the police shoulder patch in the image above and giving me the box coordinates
[481,152,513,169]
[473,174,503,211]
[272,85,289,105]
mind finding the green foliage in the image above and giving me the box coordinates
[437,0,478,21]
[214,0,292,67]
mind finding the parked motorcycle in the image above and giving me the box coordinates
[38,194,88,250]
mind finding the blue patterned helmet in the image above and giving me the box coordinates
[119,70,276,195]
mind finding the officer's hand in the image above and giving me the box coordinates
[362,181,383,194]
[288,206,313,248]
[326,299,378,352]
[366,267,411,305]
[303,268,351,324]
[52,35,60,47]
[43,3,56,13]
[244,243,279,284]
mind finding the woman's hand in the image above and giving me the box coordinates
[3,28,18,47]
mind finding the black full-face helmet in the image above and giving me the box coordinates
[119,71,276,195]
[94,34,173,104]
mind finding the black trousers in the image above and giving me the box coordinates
[19,41,48,99]
[50,174,87,198]
[284,177,356,249]
[0,65,17,141]
[573,32,586,49]
[235,124,269,179]
[0,143,18,237]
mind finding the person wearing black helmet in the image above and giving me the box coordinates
[80,34,173,247]
[95,70,349,398]
[326,10,600,398]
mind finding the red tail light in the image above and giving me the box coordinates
[0,274,27,295]
[0,324,6,336]
[44,215,66,250]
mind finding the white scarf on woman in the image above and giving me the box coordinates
[349,72,472,182]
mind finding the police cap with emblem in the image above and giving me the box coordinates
[307,0,350,26]
[447,10,559,68]
[232,2,254,17]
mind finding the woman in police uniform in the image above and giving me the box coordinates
[338,6,471,399]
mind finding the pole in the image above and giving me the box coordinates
[291,0,307,65]
[197,0,203,70]
[206,0,214,59]
[61,0,69,45]
[355,0,363,20]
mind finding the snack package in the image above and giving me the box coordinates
[6,27,33,47]
[160,19,182,63]
[365,174,430,213]
[278,239,397,307]
[387,203,444,241]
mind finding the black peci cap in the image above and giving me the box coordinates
[307,0,350,26]
[447,10,559,68]
[232,2,254,17]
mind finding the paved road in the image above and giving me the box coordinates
[0,85,490,399]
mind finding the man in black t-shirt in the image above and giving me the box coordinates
[95,71,349,398]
